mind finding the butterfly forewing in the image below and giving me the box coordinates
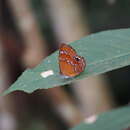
[59,43,77,57]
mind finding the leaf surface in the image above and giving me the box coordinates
[2,28,130,95]
[71,106,130,130]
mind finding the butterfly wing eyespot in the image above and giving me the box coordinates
[59,43,86,77]
[74,56,81,61]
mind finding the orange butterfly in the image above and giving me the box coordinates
[59,43,86,78]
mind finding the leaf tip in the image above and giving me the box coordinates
[0,89,12,96]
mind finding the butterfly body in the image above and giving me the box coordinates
[59,43,86,77]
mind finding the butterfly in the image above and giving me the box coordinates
[59,43,86,78]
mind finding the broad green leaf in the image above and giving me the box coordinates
[71,106,130,130]
[2,28,130,95]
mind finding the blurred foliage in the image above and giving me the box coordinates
[79,0,130,32]
[71,106,130,130]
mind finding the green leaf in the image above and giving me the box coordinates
[2,28,130,95]
[70,106,130,130]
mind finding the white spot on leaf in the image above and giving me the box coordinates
[40,70,54,78]
[84,115,97,124]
